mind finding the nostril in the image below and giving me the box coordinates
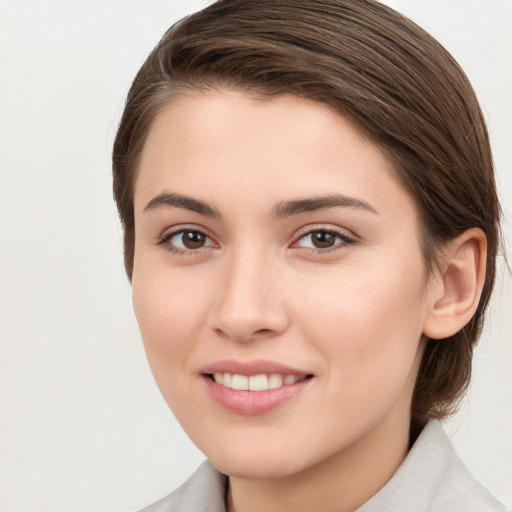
[254,328,274,336]
[210,302,290,342]
[213,326,282,343]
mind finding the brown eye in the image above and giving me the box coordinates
[295,229,354,251]
[164,229,215,251]
[181,231,206,249]
[311,231,336,248]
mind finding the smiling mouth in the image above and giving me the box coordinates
[207,372,311,391]
[202,364,314,414]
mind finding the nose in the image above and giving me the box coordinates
[209,250,289,343]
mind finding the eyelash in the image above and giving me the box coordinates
[156,226,356,255]
[292,228,356,253]
[157,228,216,255]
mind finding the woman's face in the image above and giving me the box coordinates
[132,90,437,479]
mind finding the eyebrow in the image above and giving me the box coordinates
[143,192,377,219]
[143,192,221,218]
[272,194,378,218]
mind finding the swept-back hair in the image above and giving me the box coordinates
[113,0,501,431]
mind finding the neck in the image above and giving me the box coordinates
[227,410,411,512]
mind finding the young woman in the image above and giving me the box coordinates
[112,1,507,510]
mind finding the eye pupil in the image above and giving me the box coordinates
[312,231,335,248]
[182,231,205,249]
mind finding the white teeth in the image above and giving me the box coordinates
[231,374,249,390]
[249,374,268,391]
[212,372,304,391]
[284,375,296,385]
[268,374,284,389]
[223,372,232,388]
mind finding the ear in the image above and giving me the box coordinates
[423,228,487,340]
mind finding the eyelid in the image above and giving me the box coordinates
[156,224,219,253]
[290,224,357,251]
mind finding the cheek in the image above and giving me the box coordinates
[131,266,209,376]
[296,256,428,394]
[131,267,214,426]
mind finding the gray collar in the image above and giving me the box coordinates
[139,420,506,512]
[357,419,506,511]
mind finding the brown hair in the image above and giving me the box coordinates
[112,0,500,430]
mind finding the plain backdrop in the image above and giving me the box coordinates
[0,1,511,511]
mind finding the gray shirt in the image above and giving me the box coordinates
[139,420,507,511]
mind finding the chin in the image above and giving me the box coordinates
[200,437,321,480]
[210,455,304,480]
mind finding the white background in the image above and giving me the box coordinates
[0,1,510,510]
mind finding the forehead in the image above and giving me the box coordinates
[134,89,417,223]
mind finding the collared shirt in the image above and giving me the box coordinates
[139,420,507,511]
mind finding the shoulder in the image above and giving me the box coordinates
[137,460,228,512]
[358,420,507,512]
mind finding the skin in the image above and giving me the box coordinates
[131,90,485,512]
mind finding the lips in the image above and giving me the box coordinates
[200,359,313,415]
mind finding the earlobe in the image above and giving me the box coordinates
[423,228,487,340]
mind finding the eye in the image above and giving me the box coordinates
[295,229,354,250]
[158,229,216,252]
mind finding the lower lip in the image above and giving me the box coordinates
[203,375,312,415]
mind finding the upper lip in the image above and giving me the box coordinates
[200,359,312,377]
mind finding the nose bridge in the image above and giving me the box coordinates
[211,244,288,341]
